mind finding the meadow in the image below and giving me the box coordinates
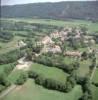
[1,18,98,32]
[1,79,82,100]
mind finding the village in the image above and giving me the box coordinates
[33,26,96,58]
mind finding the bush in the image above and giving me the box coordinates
[15,72,28,85]
[34,55,73,74]
[28,70,67,92]
[0,73,10,92]
[0,49,25,65]
[28,70,39,79]
[34,75,66,92]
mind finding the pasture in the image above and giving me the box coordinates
[1,79,82,100]
[1,18,98,32]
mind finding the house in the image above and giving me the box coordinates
[51,45,62,53]
[18,40,26,47]
[41,36,54,45]
[50,31,61,38]
[42,45,62,54]
[64,51,81,57]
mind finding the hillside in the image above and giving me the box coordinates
[1,1,98,20]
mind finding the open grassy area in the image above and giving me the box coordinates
[92,85,98,100]
[30,63,68,84]
[77,60,90,77]
[0,36,25,54]
[1,18,98,32]
[0,63,15,74]
[8,70,25,83]
[92,68,98,83]
[1,79,82,100]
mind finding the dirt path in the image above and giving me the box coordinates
[0,56,32,99]
[15,57,32,70]
[0,85,17,99]
[90,65,97,81]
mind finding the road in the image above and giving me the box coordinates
[90,65,97,82]
[0,85,17,99]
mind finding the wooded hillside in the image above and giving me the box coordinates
[1,1,98,20]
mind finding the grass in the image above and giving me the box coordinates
[1,18,98,32]
[8,70,25,83]
[63,57,75,65]
[77,60,90,77]
[63,57,90,77]
[30,63,68,84]
[0,36,25,54]
[92,85,98,100]
[0,63,15,74]
[92,68,98,83]
[1,79,83,100]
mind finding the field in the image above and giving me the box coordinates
[92,69,98,83]
[92,85,98,100]
[0,36,25,54]
[0,63,15,75]
[30,63,68,84]
[1,18,98,32]
[1,79,82,100]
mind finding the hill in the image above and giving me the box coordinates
[1,1,98,20]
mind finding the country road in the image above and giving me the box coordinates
[0,56,32,99]
[90,65,97,82]
[0,85,17,99]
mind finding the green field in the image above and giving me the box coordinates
[77,60,90,77]
[30,63,68,84]
[0,63,15,74]
[1,79,82,100]
[8,70,25,83]
[92,85,98,100]
[0,36,25,54]
[1,18,98,32]
[92,69,98,83]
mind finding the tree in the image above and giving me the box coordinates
[0,73,10,87]
[26,48,32,60]
[16,72,28,85]
[81,51,88,60]
[80,26,88,35]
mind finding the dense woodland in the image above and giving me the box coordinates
[1,1,98,20]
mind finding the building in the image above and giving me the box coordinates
[64,51,81,57]
[41,36,54,45]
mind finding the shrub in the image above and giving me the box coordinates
[28,70,39,79]
[15,72,28,85]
